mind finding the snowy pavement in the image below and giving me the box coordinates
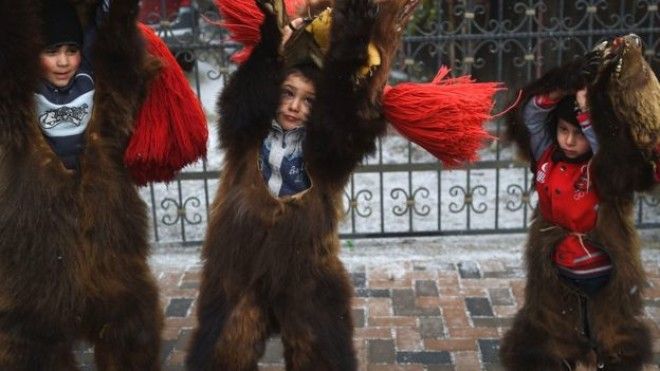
[104,56,660,371]
[73,233,660,370]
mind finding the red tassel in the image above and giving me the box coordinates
[124,23,208,185]
[213,0,307,63]
[383,67,502,167]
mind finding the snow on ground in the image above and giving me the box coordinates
[149,231,660,273]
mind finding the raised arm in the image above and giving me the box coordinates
[0,0,41,148]
[218,0,284,153]
[92,0,146,133]
[304,0,384,188]
[521,94,557,160]
[505,52,600,162]
[79,0,112,71]
[521,87,600,161]
[574,88,599,154]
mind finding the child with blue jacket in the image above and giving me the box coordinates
[35,0,109,170]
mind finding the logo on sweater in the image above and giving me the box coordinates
[39,104,90,129]
[289,165,301,176]
[536,162,550,184]
[573,164,591,200]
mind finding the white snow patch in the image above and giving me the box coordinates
[147,233,660,272]
[149,250,202,270]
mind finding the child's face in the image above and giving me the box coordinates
[556,119,591,158]
[39,44,81,88]
[276,72,316,131]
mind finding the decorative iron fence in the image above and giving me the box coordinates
[141,0,660,247]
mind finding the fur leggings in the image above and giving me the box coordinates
[186,257,357,371]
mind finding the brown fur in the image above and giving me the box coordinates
[290,0,418,107]
[602,36,659,152]
[0,0,163,369]
[500,203,652,370]
[186,0,384,369]
[366,0,418,105]
[500,36,654,370]
[590,35,659,196]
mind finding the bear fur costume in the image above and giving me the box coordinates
[0,0,163,369]
[588,35,659,199]
[184,0,414,369]
[499,37,657,370]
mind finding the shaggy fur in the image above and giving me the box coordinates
[600,35,659,152]
[185,0,385,369]
[289,0,415,107]
[365,0,419,106]
[589,35,659,197]
[0,0,163,369]
[500,42,655,370]
[500,206,652,370]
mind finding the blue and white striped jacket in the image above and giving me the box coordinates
[259,121,311,197]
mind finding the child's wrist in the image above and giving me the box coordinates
[535,95,561,109]
[577,111,591,126]
[575,100,589,115]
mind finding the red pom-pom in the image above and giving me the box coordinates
[124,23,208,185]
[383,67,502,167]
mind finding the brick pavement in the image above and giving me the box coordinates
[76,240,660,371]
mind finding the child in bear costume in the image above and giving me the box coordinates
[34,0,107,170]
[185,0,420,369]
[500,35,658,371]
[0,0,206,369]
[186,0,506,366]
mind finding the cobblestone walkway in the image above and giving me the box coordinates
[77,240,660,370]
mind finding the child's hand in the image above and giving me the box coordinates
[576,88,589,113]
[281,17,306,50]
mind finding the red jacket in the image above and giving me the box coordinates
[535,146,612,278]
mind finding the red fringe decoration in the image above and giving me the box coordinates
[213,0,306,63]
[383,67,502,167]
[124,23,208,185]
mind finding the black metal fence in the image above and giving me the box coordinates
[140,0,660,247]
